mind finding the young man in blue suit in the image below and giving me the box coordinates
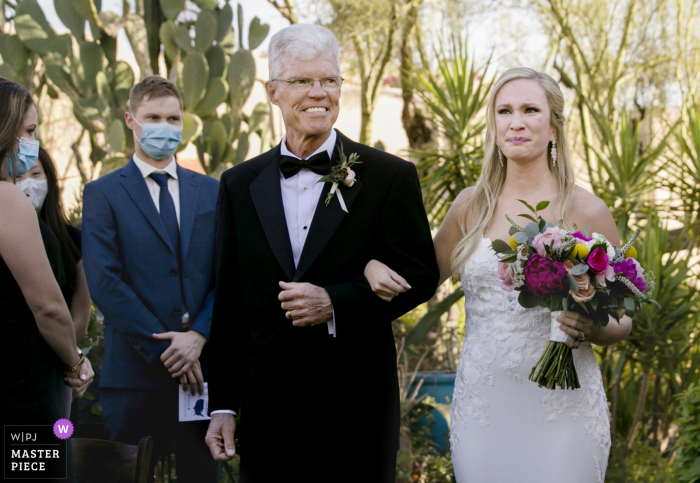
[82,76,219,482]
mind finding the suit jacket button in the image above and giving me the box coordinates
[170,268,178,276]
[173,308,182,315]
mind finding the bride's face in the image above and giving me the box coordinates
[494,79,556,165]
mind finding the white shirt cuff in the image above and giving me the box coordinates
[327,307,336,338]
[211,409,237,416]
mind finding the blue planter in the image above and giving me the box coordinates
[409,371,455,452]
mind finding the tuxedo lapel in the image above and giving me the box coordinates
[249,148,296,281]
[293,139,363,282]
[177,165,199,262]
[119,159,174,253]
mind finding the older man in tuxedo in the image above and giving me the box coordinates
[205,24,439,482]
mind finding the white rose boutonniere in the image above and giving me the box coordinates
[317,141,361,213]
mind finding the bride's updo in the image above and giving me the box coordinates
[450,67,576,277]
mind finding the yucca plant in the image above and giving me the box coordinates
[585,112,671,238]
[666,102,700,220]
[602,212,700,460]
[409,36,494,228]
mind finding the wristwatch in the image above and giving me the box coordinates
[65,347,86,373]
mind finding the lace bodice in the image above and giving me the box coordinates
[450,238,611,461]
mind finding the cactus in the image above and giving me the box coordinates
[3,0,270,180]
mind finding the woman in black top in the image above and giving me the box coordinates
[0,78,94,481]
[15,148,92,341]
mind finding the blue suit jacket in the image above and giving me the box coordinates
[82,159,219,389]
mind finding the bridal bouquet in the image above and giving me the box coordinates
[491,200,658,390]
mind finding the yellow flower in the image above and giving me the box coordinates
[625,246,637,259]
[572,244,590,259]
[509,234,520,250]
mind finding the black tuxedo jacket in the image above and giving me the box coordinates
[208,130,438,480]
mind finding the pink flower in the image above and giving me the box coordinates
[531,227,562,257]
[497,262,515,292]
[587,247,610,274]
[570,271,596,302]
[594,266,615,288]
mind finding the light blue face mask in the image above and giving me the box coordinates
[5,137,40,177]
[133,119,183,160]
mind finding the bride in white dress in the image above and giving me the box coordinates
[365,67,632,482]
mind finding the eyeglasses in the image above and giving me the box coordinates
[271,76,344,92]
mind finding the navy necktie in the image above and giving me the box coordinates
[149,173,180,256]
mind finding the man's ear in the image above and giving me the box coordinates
[125,111,134,131]
[266,81,278,106]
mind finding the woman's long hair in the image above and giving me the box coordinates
[450,67,576,277]
[38,148,81,294]
[0,78,34,178]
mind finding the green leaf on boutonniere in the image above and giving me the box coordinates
[317,175,333,183]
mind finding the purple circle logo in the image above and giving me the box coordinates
[53,419,74,439]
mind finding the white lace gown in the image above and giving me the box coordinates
[450,238,611,482]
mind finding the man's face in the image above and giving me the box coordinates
[266,53,341,141]
[125,95,182,145]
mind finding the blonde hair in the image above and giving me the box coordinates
[450,67,576,277]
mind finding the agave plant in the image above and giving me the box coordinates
[665,102,700,222]
[409,36,494,228]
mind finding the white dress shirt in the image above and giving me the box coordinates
[280,130,337,338]
[133,155,181,226]
[210,132,338,418]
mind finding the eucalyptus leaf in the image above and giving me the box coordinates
[571,264,589,276]
[566,273,579,294]
[514,232,529,244]
[524,223,540,238]
[624,297,635,312]
[562,297,568,315]
[508,226,519,236]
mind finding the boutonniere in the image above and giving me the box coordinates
[317,141,361,213]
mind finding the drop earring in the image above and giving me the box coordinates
[551,138,557,166]
[496,142,503,166]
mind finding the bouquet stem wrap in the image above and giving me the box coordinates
[528,311,580,390]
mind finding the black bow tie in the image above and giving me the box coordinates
[279,151,331,179]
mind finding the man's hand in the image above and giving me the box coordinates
[279,281,333,327]
[64,357,94,398]
[179,359,205,396]
[153,330,206,377]
[205,413,237,461]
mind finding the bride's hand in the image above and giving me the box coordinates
[557,312,598,349]
[364,260,411,302]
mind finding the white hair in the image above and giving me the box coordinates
[268,24,340,80]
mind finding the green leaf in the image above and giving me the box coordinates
[80,41,104,88]
[247,102,269,132]
[205,45,227,80]
[514,231,529,244]
[0,34,30,74]
[517,199,536,214]
[624,297,635,312]
[518,290,540,309]
[159,22,178,62]
[111,61,134,107]
[562,297,568,315]
[508,226,519,236]
[518,214,537,223]
[566,273,579,294]
[172,23,194,52]
[181,112,202,145]
[192,0,218,9]
[247,16,269,50]
[182,52,209,109]
[195,9,217,52]
[536,200,550,211]
[406,288,465,347]
[106,119,125,152]
[571,264,589,276]
[208,119,227,170]
[524,223,540,238]
[491,239,511,254]
[69,0,101,27]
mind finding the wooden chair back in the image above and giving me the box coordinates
[71,436,153,483]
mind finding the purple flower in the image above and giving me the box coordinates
[523,255,568,297]
[587,247,610,274]
[571,231,593,242]
[613,258,647,292]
